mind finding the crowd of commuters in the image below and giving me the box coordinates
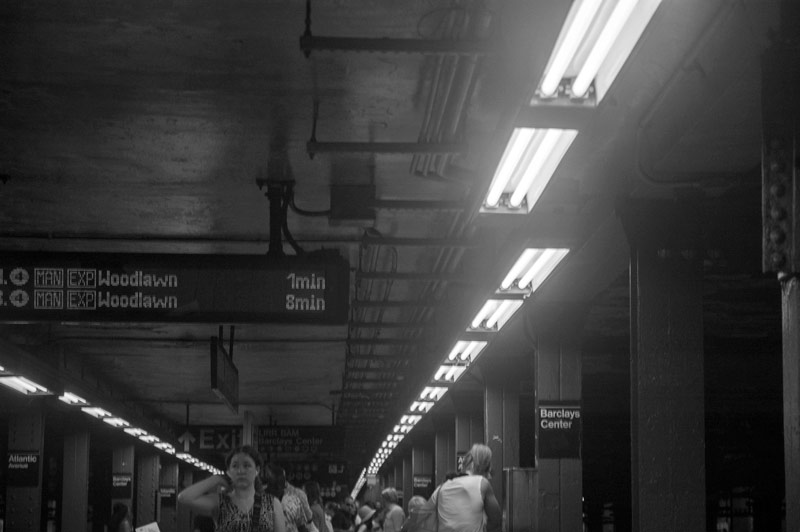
[173,442,499,532]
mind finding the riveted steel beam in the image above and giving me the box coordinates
[300,36,496,56]
[356,271,471,282]
[307,141,466,155]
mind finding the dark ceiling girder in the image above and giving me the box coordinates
[356,271,471,282]
[348,338,424,346]
[352,300,436,309]
[307,141,466,155]
[300,36,496,56]
[350,321,428,329]
[361,236,479,247]
[369,200,466,212]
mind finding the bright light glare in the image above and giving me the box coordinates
[102,417,130,428]
[517,248,570,291]
[59,392,89,405]
[81,406,112,419]
[0,376,50,395]
[501,249,541,290]
[501,248,570,292]
[485,128,537,207]
[508,129,577,208]
[572,0,638,97]
[471,300,524,330]
[540,0,603,96]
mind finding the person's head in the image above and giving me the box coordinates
[331,509,354,532]
[407,496,427,513]
[357,505,377,526]
[380,487,399,506]
[263,462,287,500]
[343,497,357,516]
[325,501,339,516]
[109,503,130,532]
[225,445,263,491]
[304,480,322,505]
[462,443,493,478]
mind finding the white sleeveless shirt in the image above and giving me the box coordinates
[431,475,485,532]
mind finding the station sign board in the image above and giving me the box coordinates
[256,425,344,460]
[177,425,243,468]
[537,401,581,459]
[6,450,40,487]
[0,251,349,324]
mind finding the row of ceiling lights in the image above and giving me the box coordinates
[359,0,663,483]
[0,365,222,475]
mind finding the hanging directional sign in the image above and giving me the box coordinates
[0,251,349,324]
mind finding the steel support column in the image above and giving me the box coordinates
[6,404,45,532]
[621,200,705,532]
[535,308,584,532]
[762,19,800,531]
[177,469,194,532]
[433,415,455,486]
[781,276,800,532]
[411,441,435,504]
[158,461,179,532]
[452,392,483,471]
[62,430,90,532]
[483,361,521,502]
[137,453,160,527]
[112,444,135,522]
[402,454,412,508]
[387,464,397,491]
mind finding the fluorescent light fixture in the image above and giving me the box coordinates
[536,0,663,102]
[139,434,160,444]
[446,340,488,362]
[486,300,525,329]
[154,442,173,451]
[540,0,603,96]
[483,128,577,213]
[59,392,89,405]
[124,427,148,437]
[508,129,577,209]
[485,128,538,207]
[517,248,570,291]
[81,406,112,419]
[102,417,130,428]
[500,248,570,292]
[0,376,51,395]
[435,364,467,383]
[470,300,524,330]
[420,386,447,401]
[410,401,434,413]
[176,453,192,460]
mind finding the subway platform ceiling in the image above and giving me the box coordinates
[0,0,786,474]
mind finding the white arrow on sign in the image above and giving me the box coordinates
[177,431,196,452]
